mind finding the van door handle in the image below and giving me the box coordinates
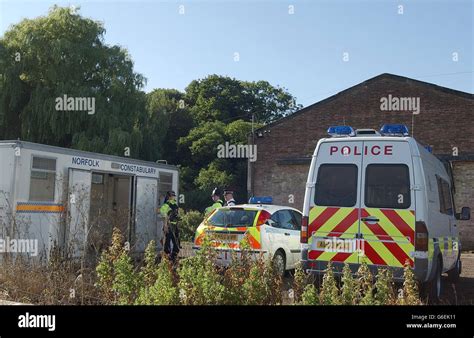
[284,232,290,236]
[361,217,379,223]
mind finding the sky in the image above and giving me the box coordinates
[0,0,472,107]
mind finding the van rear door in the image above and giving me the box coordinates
[359,141,416,268]
[308,141,363,264]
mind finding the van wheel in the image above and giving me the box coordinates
[426,258,442,304]
[447,257,461,283]
[272,250,286,278]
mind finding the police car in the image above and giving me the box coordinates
[301,124,470,303]
[193,197,302,276]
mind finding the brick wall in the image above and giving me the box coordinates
[252,74,474,249]
[453,161,474,250]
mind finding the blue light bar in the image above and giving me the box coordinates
[249,196,273,204]
[424,145,433,153]
[327,126,355,137]
[380,124,409,136]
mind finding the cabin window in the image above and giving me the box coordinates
[158,172,174,205]
[365,164,410,209]
[29,156,56,202]
[436,176,454,216]
[314,164,358,207]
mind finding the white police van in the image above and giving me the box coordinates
[193,197,302,276]
[301,124,470,303]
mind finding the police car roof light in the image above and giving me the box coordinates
[327,126,355,137]
[380,124,409,136]
[249,196,273,204]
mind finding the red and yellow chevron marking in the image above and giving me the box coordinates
[308,206,360,264]
[360,208,415,267]
[16,203,64,214]
[308,206,415,268]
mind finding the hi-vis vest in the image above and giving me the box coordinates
[205,199,223,215]
[161,200,178,224]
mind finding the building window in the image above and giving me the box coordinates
[437,176,454,215]
[365,164,410,209]
[29,156,56,202]
[314,164,358,207]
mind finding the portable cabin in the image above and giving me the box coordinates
[0,140,179,261]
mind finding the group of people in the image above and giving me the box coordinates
[204,187,236,215]
[159,187,237,262]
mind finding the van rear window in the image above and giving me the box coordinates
[365,164,410,209]
[314,164,358,207]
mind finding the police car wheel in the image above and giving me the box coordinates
[447,257,461,283]
[273,251,286,277]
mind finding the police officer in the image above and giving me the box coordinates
[205,187,224,215]
[223,188,236,207]
[160,191,180,261]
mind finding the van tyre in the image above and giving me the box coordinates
[447,256,461,283]
[426,257,442,304]
[273,250,286,278]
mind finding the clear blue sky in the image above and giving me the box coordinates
[1,0,472,107]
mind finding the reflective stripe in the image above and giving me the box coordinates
[16,202,64,214]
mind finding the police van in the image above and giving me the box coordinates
[193,197,302,276]
[301,124,470,302]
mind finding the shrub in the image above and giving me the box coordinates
[319,262,341,305]
[136,256,179,305]
[292,262,309,304]
[300,284,319,305]
[357,261,375,305]
[177,236,225,305]
[340,263,357,305]
[178,209,203,242]
[241,257,283,305]
[374,268,395,305]
[398,262,422,305]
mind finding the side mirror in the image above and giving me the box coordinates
[456,207,471,221]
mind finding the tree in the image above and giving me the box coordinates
[179,75,299,207]
[141,89,194,163]
[185,74,301,125]
[0,6,146,157]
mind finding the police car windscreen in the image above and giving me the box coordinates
[208,209,258,227]
[314,164,357,207]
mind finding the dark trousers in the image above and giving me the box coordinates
[164,226,180,261]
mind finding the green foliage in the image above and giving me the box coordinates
[319,262,341,305]
[0,6,146,155]
[241,257,283,305]
[177,238,225,305]
[398,263,422,305]
[301,284,319,305]
[374,268,395,305]
[340,263,357,305]
[95,228,127,304]
[136,256,179,305]
[112,250,140,305]
[140,241,158,287]
[292,262,308,303]
[357,261,375,305]
[178,209,203,242]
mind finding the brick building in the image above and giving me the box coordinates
[249,73,474,249]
